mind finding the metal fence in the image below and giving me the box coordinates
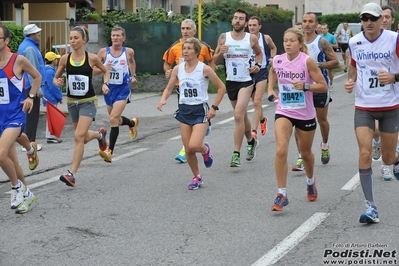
[3,20,70,55]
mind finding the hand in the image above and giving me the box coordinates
[377,70,394,85]
[249,65,260,74]
[344,78,355,93]
[157,100,166,111]
[21,98,34,113]
[219,44,229,54]
[54,78,64,86]
[130,76,137,84]
[207,108,216,120]
[102,84,110,95]
[292,80,305,90]
[165,69,172,79]
[105,61,114,70]
[267,91,278,102]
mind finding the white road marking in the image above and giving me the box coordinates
[251,212,330,266]
[5,148,149,194]
[341,172,360,191]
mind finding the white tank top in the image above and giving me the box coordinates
[307,35,329,84]
[104,46,129,86]
[250,34,267,68]
[338,28,351,43]
[178,61,209,105]
[350,29,399,108]
[224,32,252,82]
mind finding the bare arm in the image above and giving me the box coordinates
[304,57,328,93]
[53,54,67,87]
[157,66,179,111]
[126,48,137,84]
[267,65,278,101]
[319,38,340,69]
[212,33,226,64]
[265,35,277,57]
[16,56,41,113]
[92,48,106,75]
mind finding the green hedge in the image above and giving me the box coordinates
[3,22,24,53]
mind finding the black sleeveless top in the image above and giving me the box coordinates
[66,51,95,99]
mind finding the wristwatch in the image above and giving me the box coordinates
[28,93,35,99]
[255,62,262,68]
[103,82,109,86]
[211,105,219,111]
[395,73,399,82]
[303,83,310,92]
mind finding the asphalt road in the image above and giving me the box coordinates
[0,71,398,266]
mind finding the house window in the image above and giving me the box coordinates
[181,6,190,15]
[108,0,125,10]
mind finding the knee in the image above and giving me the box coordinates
[275,146,288,160]
[359,149,371,163]
[74,133,85,144]
[234,112,245,123]
[300,150,313,161]
[109,115,120,126]
[382,151,397,165]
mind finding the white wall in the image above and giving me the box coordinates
[304,0,389,15]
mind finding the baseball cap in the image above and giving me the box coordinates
[360,2,382,18]
[45,52,61,61]
[23,24,42,35]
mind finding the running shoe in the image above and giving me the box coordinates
[98,127,108,151]
[129,117,139,139]
[271,193,289,211]
[359,200,380,224]
[393,162,399,180]
[60,170,76,187]
[99,148,112,163]
[27,142,39,171]
[246,138,259,161]
[15,191,36,214]
[381,165,393,181]
[321,143,331,164]
[188,175,203,190]
[260,116,268,135]
[292,158,304,171]
[230,153,241,167]
[307,180,318,201]
[372,140,381,160]
[10,182,26,209]
[47,138,63,144]
[175,149,186,163]
[202,143,213,168]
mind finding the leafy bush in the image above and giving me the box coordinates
[3,22,24,52]
[78,0,294,45]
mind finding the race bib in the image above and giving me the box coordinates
[109,66,123,85]
[279,84,306,110]
[227,61,246,80]
[0,78,10,104]
[361,68,390,95]
[68,74,89,96]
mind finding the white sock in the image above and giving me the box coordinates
[321,142,329,150]
[298,154,302,159]
[306,176,315,185]
[11,180,22,189]
[278,188,287,197]
[27,144,34,155]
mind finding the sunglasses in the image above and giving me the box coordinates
[360,15,381,22]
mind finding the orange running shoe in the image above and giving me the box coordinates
[27,142,39,170]
[271,193,289,211]
[98,127,108,151]
[260,116,268,135]
[307,178,318,202]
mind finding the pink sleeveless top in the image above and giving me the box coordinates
[273,52,315,120]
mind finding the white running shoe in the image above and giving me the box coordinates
[10,182,26,209]
[15,190,36,214]
[372,140,381,160]
[381,165,393,181]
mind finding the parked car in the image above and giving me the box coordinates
[333,23,362,52]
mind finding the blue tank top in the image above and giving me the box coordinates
[0,53,26,125]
